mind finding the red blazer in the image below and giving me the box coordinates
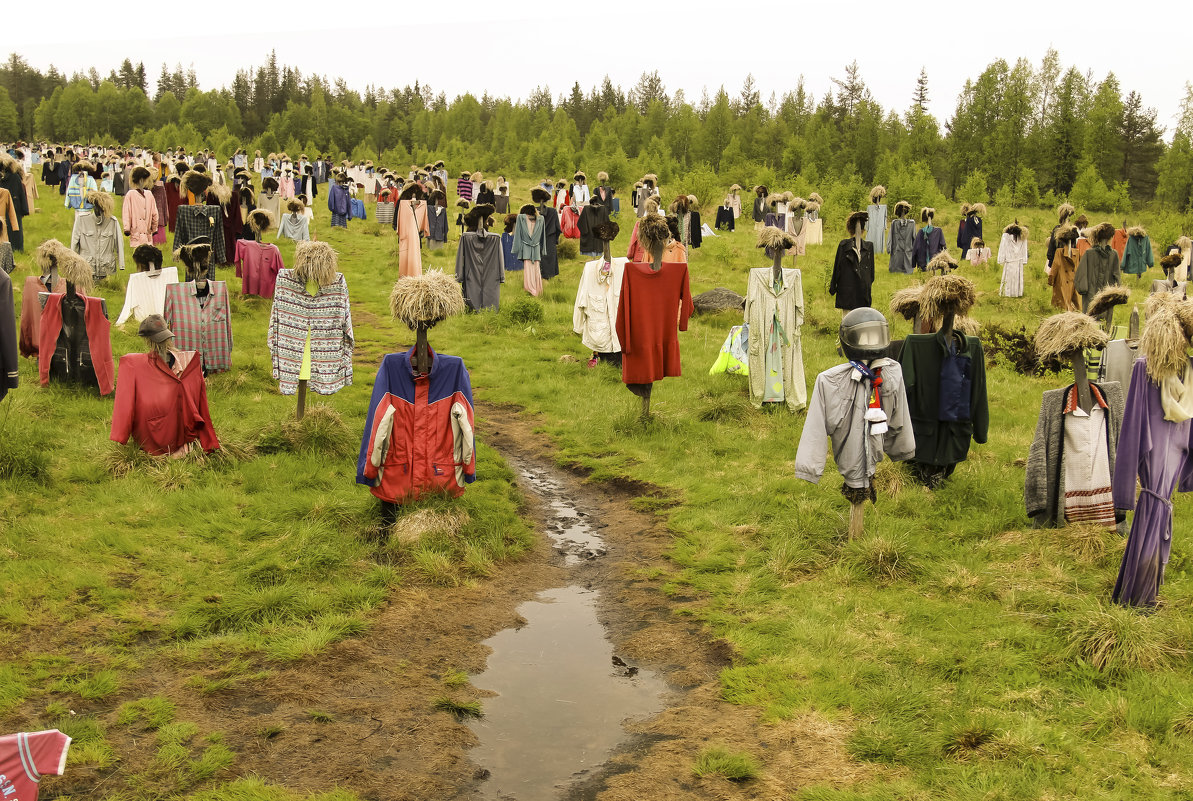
[110,352,219,455]
[38,292,115,395]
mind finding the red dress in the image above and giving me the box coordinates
[110,351,220,456]
[615,262,693,384]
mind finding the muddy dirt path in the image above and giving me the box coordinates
[23,402,869,800]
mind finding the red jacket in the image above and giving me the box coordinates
[38,292,115,395]
[615,261,693,385]
[357,347,475,504]
[110,351,220,455]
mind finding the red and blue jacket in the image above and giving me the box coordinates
[356,347,476,503]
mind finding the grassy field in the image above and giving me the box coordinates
[2,179,1193,800]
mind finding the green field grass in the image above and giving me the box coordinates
[2,179,1193,799]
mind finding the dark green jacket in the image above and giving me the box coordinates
[898,330,989,467]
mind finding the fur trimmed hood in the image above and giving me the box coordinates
[1057,203,1075,223]
[174,238,213,279]
[893,200,911,217]
[1004,221,1026,239]
[921,207,935,224]
[294,241,339,287]
[869,185,886,202]
[1035,312,1109,359]
[208,182,232,207]
[85,190,114,218]
[530,187,551,204]
[389,270,466,331]
[1055,223,1079,244]
[1090,222,1116,244]
[846,211,868,236]
[594,221,620,241]
[248,209,275,235]
[757,225,797,251]
[35,239,93,292]
[919,274,976,320]
[285,198,305,214]
[968,203,986,217]
[1126,225,1147,237]
[637,214,671,252]
[1086,285,1130,319]
[1161,251,1184,270]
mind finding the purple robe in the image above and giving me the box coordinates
[1111,358,1193,607]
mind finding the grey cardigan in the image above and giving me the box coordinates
[1024,380,1125,530]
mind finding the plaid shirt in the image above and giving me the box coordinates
[173,205,228,266]
[164,280,233,373]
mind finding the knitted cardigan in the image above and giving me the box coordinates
[267,269,354,395]
[1025,380,1125,531]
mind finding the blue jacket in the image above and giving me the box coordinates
[327,183,350,216]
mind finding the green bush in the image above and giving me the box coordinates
[503,297,544,326]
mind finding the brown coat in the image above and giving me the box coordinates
[0,188,19,242]
[1048,248,1080,311]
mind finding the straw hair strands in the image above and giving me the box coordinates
[1034,312,1110,359]
[294,241,339,288]
[389,270,466,330]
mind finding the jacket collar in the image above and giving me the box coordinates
[404,344,437,377]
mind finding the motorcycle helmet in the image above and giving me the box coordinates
[839,307,890,361]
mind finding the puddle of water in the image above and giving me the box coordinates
[468,585,666,800]
[516,464,607,565]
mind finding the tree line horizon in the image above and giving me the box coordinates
[1,50,1191,212]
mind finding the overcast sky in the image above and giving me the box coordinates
[7,0,1188,137]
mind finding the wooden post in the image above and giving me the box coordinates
[771,247,784,285]
[848,502,864,540]
[602,240,612,263]
[1072,352,1092,414]
[1128,305,1140,340]
[939,311,955,343]
[415,324,430,374]
[296,379,307,420]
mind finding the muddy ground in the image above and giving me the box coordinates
[14,402,874,800]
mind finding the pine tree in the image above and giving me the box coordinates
[912,67,929,111]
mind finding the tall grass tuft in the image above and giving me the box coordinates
[843,532,919,583]
[257,405,355,457]
[433,697,483,719]
[1061,602,1186,674]
[692,746,760,781]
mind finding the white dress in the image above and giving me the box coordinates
[997,233,1029,297]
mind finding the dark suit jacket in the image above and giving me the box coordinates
[829,238,875,310]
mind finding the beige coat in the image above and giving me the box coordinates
[745,267,806,411]
[0,188,18,242]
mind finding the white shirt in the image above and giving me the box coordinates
[115,267,180,324]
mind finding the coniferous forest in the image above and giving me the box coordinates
[2,51,1192,213]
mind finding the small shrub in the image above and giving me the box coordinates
[504,297,544,326]
[692,746,759,781]
[556,238,579,260]
[0,428,51,480]
[942,722,997,757]
[983,324,1066,377]
[257,405,354,458]
[433,697,483,719]
[306,709,334,723]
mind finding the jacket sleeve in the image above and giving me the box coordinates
[115,277,136,325]
[1046,229,1057,265]
[1146,238,1154,269]
[357,359,394,486]
[829,242,842,296]
[678,264,693,332]
[0,275,16,394]
[1074,252,1089,296]
[116,222,126,271]
[969,338,989,445]
[572,267,588,335]
[615,271,631,356]
[109,355,136,445]
[341,285,354,377]
[691,213,702,248]
[451,399,476,486]
[1024,395,1052,520]
[794,374,829,483]
[455,237,466,283]
[122,193,133,234]
[882,365,916,462]
[1112,361,1149,510]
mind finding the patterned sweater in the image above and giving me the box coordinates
[267,269,354,395]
